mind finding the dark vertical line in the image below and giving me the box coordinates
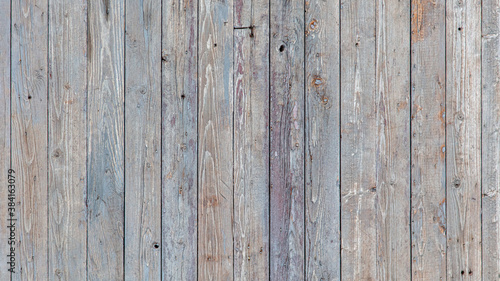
[444,0,447,278]
[86,2,90,280]
[9,0,12,280]
[338,0,342,279]
[268,0,271,278]
[232,1,235,280]
[123,0,127,279]
[409,0,412,279]
[46,0,50,279]
[303,0,306,278]
[196,0,200,278]
[480,0,483,278]
[160,0,163,278]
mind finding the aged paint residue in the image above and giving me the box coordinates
[411,0,437,41]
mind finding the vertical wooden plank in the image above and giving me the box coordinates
[48,0,87,280]
[304,0,340,280]
[198,0,233,279]
[233,0,269,279]
[0,0,10,279]
[125,0,161,280]
[11,0,49,279]
[410,0,447,279]
[340,0,377,279]
[87,0,125,279]
[446,0,482,279]
[375,0,411,279]
[269,0,304,279]
[161,0,198,279]
[482,0,500,278]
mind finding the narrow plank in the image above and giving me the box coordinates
[87,0,125,279]
[0,0,11,279]
[446,0,482,279]
[48,1,87,280]
[482,0,500,278]
[11,0,49,279]
[339,0,377,279]
[410,0,447,279]
[375,0,411,279]
[124,0,161,280]
[197,0,234,278]
[269,0,305,279]
[161,0,198,279]
[304,0,340,279]
[233,0,269,278]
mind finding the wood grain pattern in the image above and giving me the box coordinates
[269,0,305,279]
[125,0,161,280]
[340,0,377,279]
[11,0,49,279]
[87,0,125,279]
[198,0,234,279]
[304,0,340,280]
[233,0,269,279]
[48,1,87,280]
[482,0,500,278]
[0,0,10,278]
[161,0,198,279]
[411,0,447,279]
[446,0,482,279]
[375,0,411,279]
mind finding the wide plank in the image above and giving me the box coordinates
[304,0,340,280]
[410,0,447,279]
[233,0,270,279]
[11,0,49,279]
[87,0,125,279]
[125,0,162,280]
[48,0,88,280]
[197,0,234,279]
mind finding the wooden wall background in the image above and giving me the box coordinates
[0,0,498,280]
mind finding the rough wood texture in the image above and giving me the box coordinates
[233,0,269,279]
[482,0,500,278]
[124,0,161,280]
[48,1,87,280]
[161,0,198,279]
[411,0,447,279]
[375,0,411,279]
[0,0,10,278]
[304,0,340,280]
[446,0,482,279]
[11,0,49,280]
[269,0,305,279]
[87,0,125,279]
[197,0,234,279]
[340,0,377,279]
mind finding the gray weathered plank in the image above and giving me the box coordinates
[161,0,198,279]
[87,0,125,279]
[0,0,10,278]
[125,0,161,280]
[304,0,340,280]
[340,0,377,279]
[375,0,411,279]
[198,0,234,279]
[11,0,49,279]
[446,0,482,279]
[410,0,447,279]
[482,0,500,278]
[48,1,88,280]
[233,0,269,278]
[269,0,305,279]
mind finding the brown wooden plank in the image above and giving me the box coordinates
[375,0,411,279]
[410,0,447,279]
[482,0,500,278]
[124,0,161,280]
[161,0,198,279]
[269,0,305,279]
[11,0,49,279]
[87,0,125,279]
[197,0,234,279]
[0,0,11,278]
[48,1,88,280]
[304,0,340,279]
[340,0,377,279]
[446,0,482,279]
[233,0,269,279]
